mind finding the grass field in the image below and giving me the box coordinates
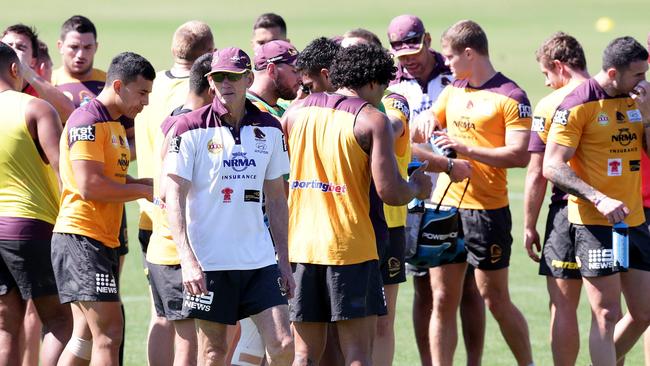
[2,1,649,364]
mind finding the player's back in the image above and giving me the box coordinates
[287,92,377,266]
[0,90,59,224]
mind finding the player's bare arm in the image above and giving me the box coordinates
[434,129,531,168]
[19,60,74,121]
[126,175,153,185]
[354,105,432,205]
[126,126,137,160]
[72,160,153,202]
[263,176,295,298]
[25,97,63,183]
[165,173,207,296]
[543,141,629,224]
[411,144,472,182]
[523,152,546,261]
[386,113,405,140]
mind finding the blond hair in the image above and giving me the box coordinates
[171,20,214,62]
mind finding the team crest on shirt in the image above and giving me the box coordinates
[518,104,532,118]
[616,111,626,123]
[207,139,223,154]
[552,110,570,125]
[597,112,610,126]
[253,127,266,141]
[630,160,641,172]
[531,116,546,132]
[607,158,622,176]
[168,136,181,153]
[627,109,643,122]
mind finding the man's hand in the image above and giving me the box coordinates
[277,262,296,299]
[523,227,541,262]
[595,195,629,225]
[631,80,650,119]
[181,257,207,296]
[409,161,433,200]
[449,159,472,182]
[433,130,469,156]
[411,110,438,143]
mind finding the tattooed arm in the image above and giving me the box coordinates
[543,141,629,224]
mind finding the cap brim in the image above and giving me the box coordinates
[204,68,249,77]
[391,42,424,58]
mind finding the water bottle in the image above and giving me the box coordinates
[407,161,425,213]
[612,222,629,270]
[430,131,457,158]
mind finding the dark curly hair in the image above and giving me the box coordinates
[602,36,648,72]
[296,37,341,75]
[330,44,396,89]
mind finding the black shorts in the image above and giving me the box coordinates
[289,260,387,322]
[459,206,513,270]
[117,206,129,256]
[379,227,406,285]
[138,229,152,255]
[182,264,287,325]
[51,233,121,303]
[0,237,58,299]
[539,202,580,279]
[147,261,185,320]
[571,223,650,277]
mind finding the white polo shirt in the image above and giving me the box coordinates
[166,99,289,271]
[388,50,453,122]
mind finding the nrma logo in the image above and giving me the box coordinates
[223,151,256,172]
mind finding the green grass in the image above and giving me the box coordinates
[3,1,649,364]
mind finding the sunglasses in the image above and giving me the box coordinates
[390,34,424,52]
[210,72,247,82]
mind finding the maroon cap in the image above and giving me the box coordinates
[205,47,252,76]
[387,15,426,57]
[253,40,299,71]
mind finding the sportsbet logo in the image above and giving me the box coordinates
[290,180,347,194]
[184,291,214,312]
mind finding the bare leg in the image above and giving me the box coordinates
[292,322,327,366]
[251,305,293,365]
[412,274,432,366]
[19,299,41,366]
[77,301,124,366]
[459,267,485,366]
[615,269,650,361]
[173,319,197,366]
[474,268,532,366]
[196,319,229,366]
[547,277,581,366]
[337,316,377,366]
[582,274,621,366]
[32,294,72,366]
[0,288,26,365]
[373,283,399,366]
[429,262,467,366]
[57,303,91,366]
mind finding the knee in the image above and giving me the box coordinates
[627,308,650,328]
[375,316,393,338]
[201,340,228,364]
[593,306,621,330]
[266,334,294,361]
[482,292,510,320]
[432,289,460,315]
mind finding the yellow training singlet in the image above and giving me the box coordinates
[382,92,411,228]
[0,90,59,223]
[287,93,377,265]
[135,70,189,231]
